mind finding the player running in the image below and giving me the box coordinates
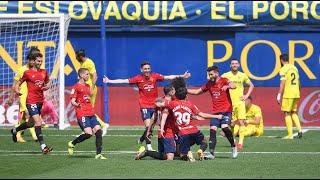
[11,51,53,154]
[67,68,106,160]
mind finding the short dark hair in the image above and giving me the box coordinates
[163,85,174,95]
[231,58,239,61]
[171,77,186,92]
[140,61,151,68]
[27,51,43,61]
[175,87,187,100]
[26,47,40,60]
[280,54,289,62]
[78,68,89,78]
[207,66,219,73]
[76,49,86,60]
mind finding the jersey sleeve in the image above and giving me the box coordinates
[87,60,97,75]
[45,71,49,83]
[128,75,140,84]
[154,73,165,81]
[14,67,24,81]
[243,73,251,84]
[221,72,227,78]
[20,71,28,83]
[191,103,200,115]
[279,68,286,81]
[200,82,209,92]
[70,85,77,99]
[254,106,262,118]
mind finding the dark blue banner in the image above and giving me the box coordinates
[2,1,320,28]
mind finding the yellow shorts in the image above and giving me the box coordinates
[19,94,27,112]
[90,85,98,106]
[243,125,263,137]
[281,98,299,112]
[255,128,264,137]
[232,101,246,122]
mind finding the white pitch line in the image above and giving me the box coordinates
[293,129,309,137]
[0,134,284,138]
[0,150,319,155]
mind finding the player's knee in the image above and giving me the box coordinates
[210,126,217,131]
[284,112,291,116]
[166,153,174,160]
[95,129,102,137]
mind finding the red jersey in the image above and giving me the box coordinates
[70,83,95,119]
[21,68,49,104]
[166,99,200,136]
[128,73,164,108]
[201,77,232,113]
[157,101,176,138]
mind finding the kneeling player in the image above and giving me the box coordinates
[135,85,177,160]
[67,68,106,160]
[156,78,224,162]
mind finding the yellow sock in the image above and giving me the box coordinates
[233,124,240,137]
[238,126,245,145]
[16,131,22,138]
[29,127,37,140]
[96,114,105,128]
[291,113,302,132]
[285,115,293,136]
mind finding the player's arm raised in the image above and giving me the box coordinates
[197,112,224,120]
[164,70,191,80]
[103,76,129,84]
[187,88,203,95]
[221,81,236,91]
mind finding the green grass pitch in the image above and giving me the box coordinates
[0,127,319,179]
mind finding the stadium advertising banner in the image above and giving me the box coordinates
[0,1,319,127]
[1,1,320,27]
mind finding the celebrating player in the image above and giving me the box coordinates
[188,66,238,159]
[67,68,106,160]
[10,51,53,154]
[103,61,191,151]
[135,85,177,160]
[155,78,225,162]
[76,49,108,136]
[7,47,40,142]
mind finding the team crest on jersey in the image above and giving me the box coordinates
[212,91,221,98]
[143,84,154,92]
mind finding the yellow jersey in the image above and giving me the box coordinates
[80,58,96,88]
[279,64,300,98]
[246,104,263,130]
[14,65,29,95]
[222,71,251,104]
